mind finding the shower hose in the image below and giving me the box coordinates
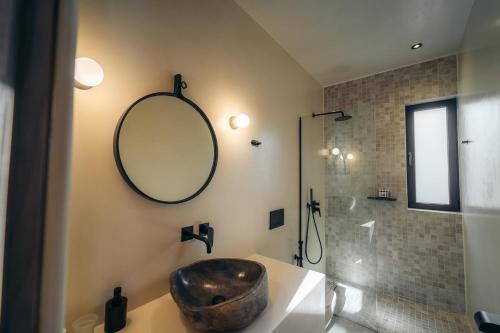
[305,202,323,265]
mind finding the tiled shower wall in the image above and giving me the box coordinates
[324,56,466,314]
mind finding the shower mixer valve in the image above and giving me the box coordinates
[307,199,321,217]
[307,188,321,217]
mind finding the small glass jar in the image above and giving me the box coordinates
[72,314,98,333]
[378,188,391,198]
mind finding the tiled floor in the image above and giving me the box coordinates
[329,317,375,333]
[375,294,472,333]
[328,291,473,333]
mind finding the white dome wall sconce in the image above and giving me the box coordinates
[229,113,250,130]
[74,57,104,89]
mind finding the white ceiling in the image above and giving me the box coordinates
[235,0,474,86]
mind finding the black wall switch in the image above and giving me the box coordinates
[269,209,284,230]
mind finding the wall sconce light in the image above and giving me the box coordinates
[331,147,354,174]
[74,57,104,89]
[229,113,250,129]
[331,147,354,160]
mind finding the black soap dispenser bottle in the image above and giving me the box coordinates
[105,287,128,332]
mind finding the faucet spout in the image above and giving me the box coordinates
[180,223,214,254]
[192,234,212,253]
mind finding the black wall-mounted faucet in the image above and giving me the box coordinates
[181,223,214,254]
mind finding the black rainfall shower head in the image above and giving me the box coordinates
[334,111,352,122]
[335,114,352,121]
[311,110,353,121]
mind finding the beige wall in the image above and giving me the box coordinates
[66,0,322,327]
[457,0,500,327]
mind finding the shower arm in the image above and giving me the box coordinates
[312,110,345,118]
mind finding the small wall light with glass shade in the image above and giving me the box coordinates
[330,147,354,174]
[330,147,354,160]
[229,113,250,129]
[74,57,104,89]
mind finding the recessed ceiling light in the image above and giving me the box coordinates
[411,43,423,50]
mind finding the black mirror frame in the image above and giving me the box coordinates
[113,74,218,204]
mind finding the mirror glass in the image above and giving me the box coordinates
[115,93,217,203]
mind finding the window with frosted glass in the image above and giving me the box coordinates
[405,98,460,212]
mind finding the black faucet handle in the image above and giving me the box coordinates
[311,200,321,217]
[207,226,214,247]
[199,223,214,247]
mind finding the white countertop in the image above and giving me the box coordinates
[95,254,325,333]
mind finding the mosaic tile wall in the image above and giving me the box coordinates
[323,56,466,318]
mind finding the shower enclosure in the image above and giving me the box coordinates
[300,102,378,331]
[301,57,470,333]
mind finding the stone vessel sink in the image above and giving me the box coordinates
[170,258,268,331]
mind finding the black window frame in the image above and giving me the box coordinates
[405,98,460,212]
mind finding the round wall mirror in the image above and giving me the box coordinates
[114,75,218,204]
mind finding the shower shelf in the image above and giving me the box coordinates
[367,196,397,201]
